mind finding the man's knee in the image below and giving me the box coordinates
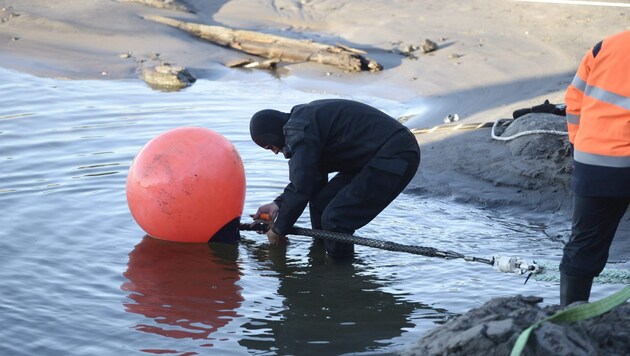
[320,208,360,234]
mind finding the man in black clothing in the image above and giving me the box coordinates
[249,99,420,258]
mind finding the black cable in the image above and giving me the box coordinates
[239,223,494,265]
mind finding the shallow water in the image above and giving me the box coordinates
[0,68,625,355]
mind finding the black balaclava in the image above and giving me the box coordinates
[249,109,290,148]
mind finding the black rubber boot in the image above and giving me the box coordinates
[324,240,354,259]
[560,273,594,307]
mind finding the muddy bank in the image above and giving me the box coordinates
[408,111,630,261]
[399,295,630,356]
[410,113,572,212]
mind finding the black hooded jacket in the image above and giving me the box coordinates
[272,99,416,235]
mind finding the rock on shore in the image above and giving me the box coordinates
[399,295,630,356]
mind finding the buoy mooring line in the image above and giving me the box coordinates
[239,222,544,283]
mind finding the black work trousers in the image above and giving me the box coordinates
[560,194,630,277]
[308,131,420,257]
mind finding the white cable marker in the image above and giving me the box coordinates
[514,0,630,7]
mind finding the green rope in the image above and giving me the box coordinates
[533,261,630,284]
[510,285,630,356]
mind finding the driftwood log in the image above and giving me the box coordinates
[121,0,190,12]
[144,15,383,72]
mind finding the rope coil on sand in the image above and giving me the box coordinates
[490,118,567,141]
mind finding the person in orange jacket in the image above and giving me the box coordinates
[561,30,630,307]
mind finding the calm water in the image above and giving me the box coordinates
[0,67,625,355]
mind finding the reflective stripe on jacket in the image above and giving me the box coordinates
[565,30,630,168]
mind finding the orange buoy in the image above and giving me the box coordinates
[126,127,245,243]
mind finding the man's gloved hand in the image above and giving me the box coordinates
[267,228,289,245]
[249,202,279,233]
[251,202,279,221]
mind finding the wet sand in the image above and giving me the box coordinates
[0,0,628,126]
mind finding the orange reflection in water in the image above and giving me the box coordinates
[121,236,243,342]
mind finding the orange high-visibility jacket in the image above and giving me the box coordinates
[565,31,630,169]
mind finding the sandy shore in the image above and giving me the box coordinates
[1,0,629,126]
[0,0,628,271]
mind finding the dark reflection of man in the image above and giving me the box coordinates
[239,240,425,355]
[121,236,243,343]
